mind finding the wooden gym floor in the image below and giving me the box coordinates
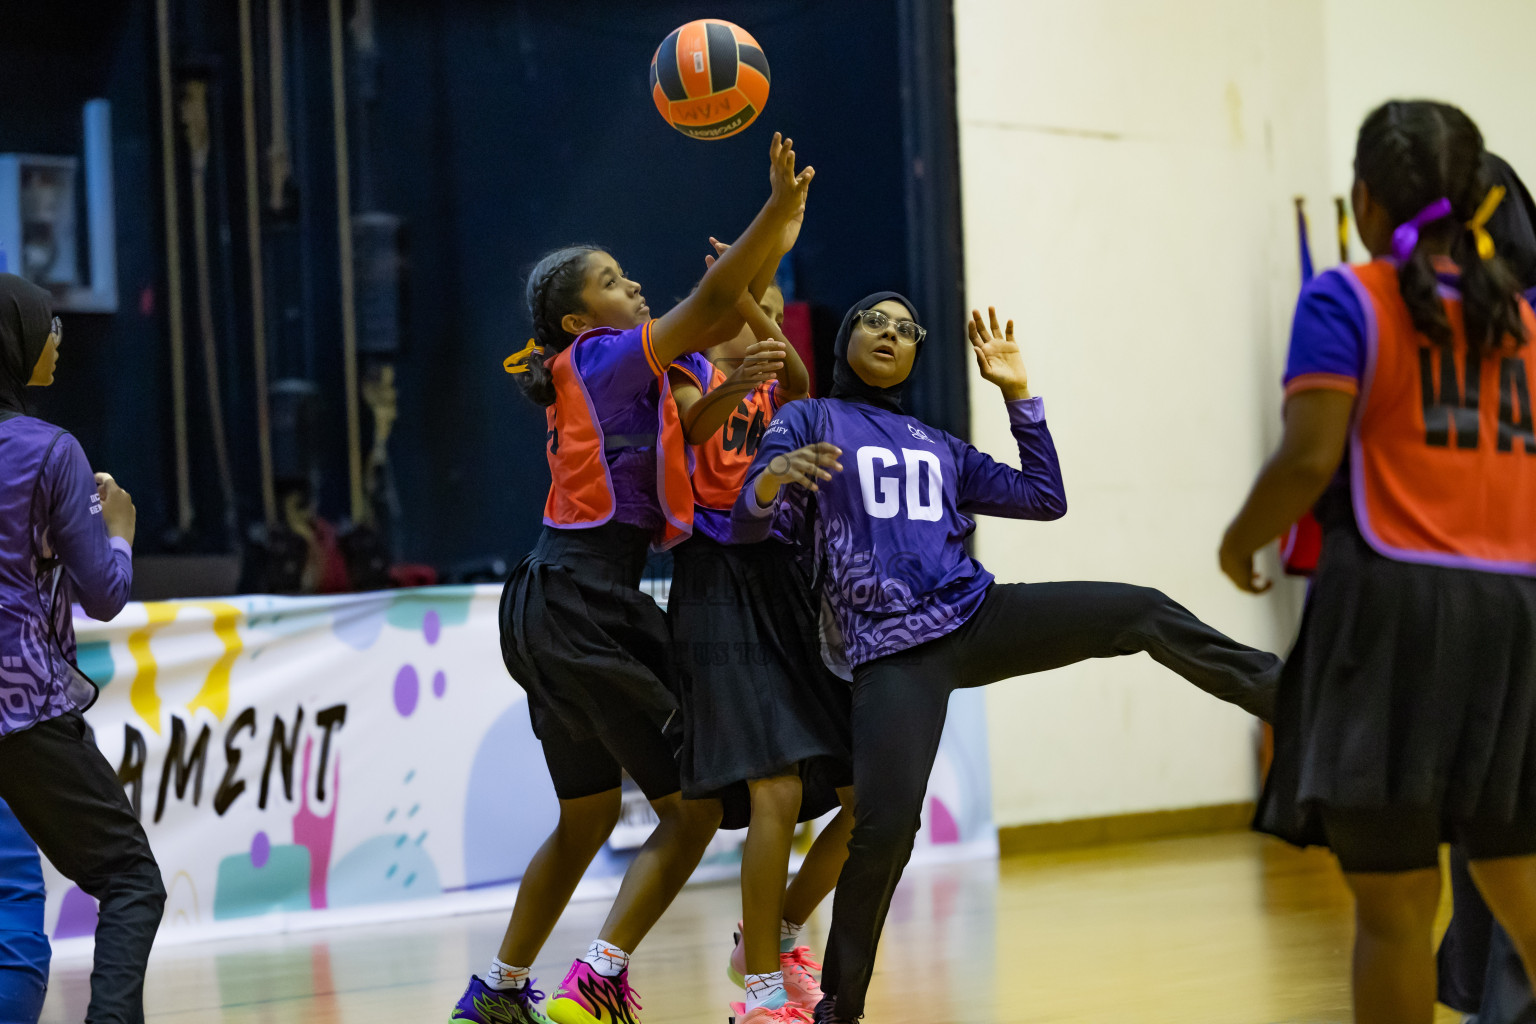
[39,831,1465,1023]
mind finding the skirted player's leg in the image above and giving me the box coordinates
[545,724,721,1024]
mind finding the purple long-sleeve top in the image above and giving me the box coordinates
[0,416,132,736]
[734,395,1066,669]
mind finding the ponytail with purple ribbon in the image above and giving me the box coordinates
[1390,197,1453,263]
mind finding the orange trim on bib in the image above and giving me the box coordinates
[1285,372,1360,400]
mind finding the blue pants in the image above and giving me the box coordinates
[0,795,50,1023]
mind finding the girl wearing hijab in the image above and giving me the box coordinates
[667,224,855,1022]
[734,293,1280,1022]
[0,273,165,1024]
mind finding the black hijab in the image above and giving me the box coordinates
[830,291,922,413]
[0,274,53,416]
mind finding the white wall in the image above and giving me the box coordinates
[1324,0,1536,216]
[957,0,1536,830]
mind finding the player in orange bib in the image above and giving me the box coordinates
[667,219,856,1023]
[449,134,813,1024]
[1220,100,1536,1024]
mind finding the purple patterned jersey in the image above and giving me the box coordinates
[733,396,1066,668]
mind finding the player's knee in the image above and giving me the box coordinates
[749,775,803,822]
[664,795,723,837]
[1350,873,1440,939]
[849,810,919,863]
[1127,585,1172,622]
[557,793,623,849]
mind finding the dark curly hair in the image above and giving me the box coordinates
[515,245,604,407]
[1354,100,1528,351]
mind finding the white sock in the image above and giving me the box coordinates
[486,958,530,991]
[779,918,804,952]
[581,939,630,979]
[745,971,786,1012]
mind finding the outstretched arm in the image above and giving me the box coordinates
[953,307,1066,519]
[738,293,809,401]
[668,335,787,446]
[1219,389,1353,593]
[649,133,813,367]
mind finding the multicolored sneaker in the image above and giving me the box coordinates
[545,960,642,1024]
[448,975,553,1023]
[728,924,825,1011]
[728,923,748,988]
[779,946,825,1012]
[729,1001,815,1024]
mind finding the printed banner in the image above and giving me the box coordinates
[45,586,994,942]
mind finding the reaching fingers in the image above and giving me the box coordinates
[704,254,716,269]
[988,306,1004,340]
[970,309,991,344]
[806,443,843,473]
[1005,319,1016,344]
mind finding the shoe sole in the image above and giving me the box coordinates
[546,998,619,1024]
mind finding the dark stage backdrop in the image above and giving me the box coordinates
[0,0,965,577]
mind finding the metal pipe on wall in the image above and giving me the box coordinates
[180,80,239,546]
[239,0,277,527]
[329,0,366,526]
[156,0,194,534]
[267,0,292,212]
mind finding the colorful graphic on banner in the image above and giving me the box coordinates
[47,586,994,940]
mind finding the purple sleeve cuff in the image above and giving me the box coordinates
[1007,396,1045,426]
[109,536,133,559]
[744,476,779,517]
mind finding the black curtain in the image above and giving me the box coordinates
[896,0,968,440]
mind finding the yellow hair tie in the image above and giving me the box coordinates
[503,338,542,374]
[1467,185,1507,261]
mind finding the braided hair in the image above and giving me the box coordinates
[1354,101,1527,351]
[517,245,604,406]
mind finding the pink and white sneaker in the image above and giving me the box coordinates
[729,1001,814,1023]
[545,960,642,1024]
[778,946,825,1012]
[727,923,825,1013]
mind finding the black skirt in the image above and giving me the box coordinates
[1257,525,1536,848]
[500,523,679,743]
[670,535,852,827]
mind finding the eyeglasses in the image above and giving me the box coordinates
[855,309,926,344]
[49,316,61,346]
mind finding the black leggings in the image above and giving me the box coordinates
[818,581,1280,1021]
[0,712,166,1024]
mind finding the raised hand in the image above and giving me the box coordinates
[722,338,787,390]
[967,307,1030,401]
[767,132,815,217]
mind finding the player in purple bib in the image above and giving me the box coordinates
[735,293,1280,1023]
